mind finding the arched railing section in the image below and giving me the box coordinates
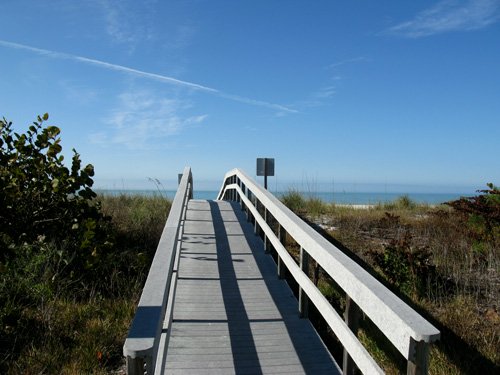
[123,167,193,375]
[218,168,440,375]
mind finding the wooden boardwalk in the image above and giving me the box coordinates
[162,199,340,374]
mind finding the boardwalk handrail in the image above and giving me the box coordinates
[123,167,192,375]
[218,168,440,375]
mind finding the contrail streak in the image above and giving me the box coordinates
[0,40,297,113]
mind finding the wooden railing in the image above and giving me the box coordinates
[218,168,440,375]
[123,167,192,375]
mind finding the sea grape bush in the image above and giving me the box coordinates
[0,114,112,284]
[1,114,118,364]
[446,184,500,254]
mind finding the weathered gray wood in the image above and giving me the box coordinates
[126,356,145,375]
[264,208,270,253]
[162,200,340,375]
[123,167,192,374]
[299,247,310,319]
[342,296,361,375]
[237,189,384,374]
[277,224,286,280]
[407,339,430,375]
[219,169,440,361]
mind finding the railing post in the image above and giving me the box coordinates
[277,224,286,279]
[254,201,259,235]
[407,339,430,375]
[264,208,270,253]
[126,356,144,375]
[343,296,361,375]
[299,247,310,318]
[313,260,320,286]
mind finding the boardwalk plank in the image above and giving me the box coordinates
[162,200,340,374]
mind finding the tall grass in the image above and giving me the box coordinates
[280,192,499,374]
[281,189,332,216]
[1,193,171,374]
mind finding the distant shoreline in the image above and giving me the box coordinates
[96,189,470,206]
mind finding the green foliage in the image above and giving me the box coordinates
[371,232,436,297]
[0,113,173,373]
[446,183,500,248]
[0,192,170,373]
[281,189,306,214]
[382,194,418,210]
[0,115,112,282]
[281,190,331,216]
[0,114,117,371]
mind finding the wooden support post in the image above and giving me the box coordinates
[264,208,270,253]
[299,247,310,318]
[126,355,153,375]
[277,224,286,279]
[313,260,320,286]
[126,356,144,375]
[342,296,361,375]
[407,339,430,375]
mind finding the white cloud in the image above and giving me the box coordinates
[91,91,208,149]
[386,0,500,38]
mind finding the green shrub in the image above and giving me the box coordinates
[0,114,115,369]
[0,114,112,283]
[371,234,436,298]
[0,114,174,373]
[446,183,500,247]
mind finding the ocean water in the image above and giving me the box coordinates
[97,189,470,205]
[279,191,470,205]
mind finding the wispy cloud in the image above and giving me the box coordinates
[328,57,369,69]
[90,90,207,149]
[0,39,296,113]
[164,24,197,51]
[58,80,98,105]
[295,86,337,109]
[96,0,157,48]
[296,57,370,110]
[386,0,500,38]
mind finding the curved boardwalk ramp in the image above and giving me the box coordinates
[163,199,340,374]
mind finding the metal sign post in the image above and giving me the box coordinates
[256,158,275,189]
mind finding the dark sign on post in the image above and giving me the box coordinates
[256,158,274,189]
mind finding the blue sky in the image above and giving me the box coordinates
[1,0,499,193]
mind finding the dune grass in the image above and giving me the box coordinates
[279,191,499,374]
[0,193,171,374]
[4,189,496,374]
